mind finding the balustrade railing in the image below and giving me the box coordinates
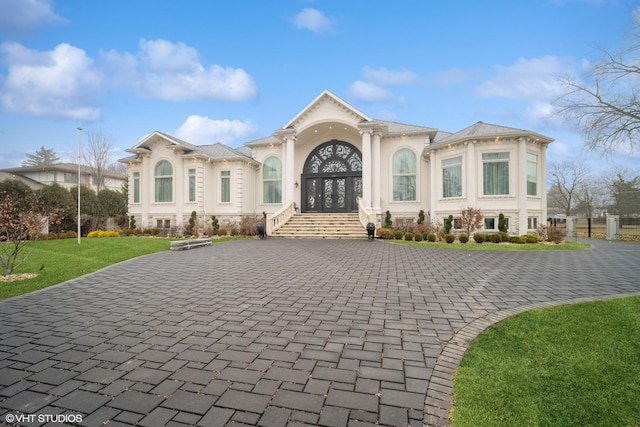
[267,200,295,235]
[357,197,376,228]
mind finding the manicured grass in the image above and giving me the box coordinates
[0,237,239,300]
[387,239,590,251]
[451,296,640,427]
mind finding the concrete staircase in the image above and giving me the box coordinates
[269,213,367,239]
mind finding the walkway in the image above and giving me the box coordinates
[1,239,639,426]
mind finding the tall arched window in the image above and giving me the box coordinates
[154,160,173,203]
[263,157,282,204]
[392,149,416,201]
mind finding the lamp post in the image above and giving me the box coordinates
[77,127,82,244]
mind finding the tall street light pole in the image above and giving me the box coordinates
[77,127,82,244]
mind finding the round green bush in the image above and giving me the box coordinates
[473,233,485,244]
[414,233,423,242]
[459,233,469,243]
[445,233,455,243]
[404,232,414,241]
[427,233,436,242]
[490,233,502,243]
[394,231,403,240]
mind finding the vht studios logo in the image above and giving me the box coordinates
[5,413,83,424]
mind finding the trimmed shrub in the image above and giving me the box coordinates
[508,235,526,244]
[459,233,469,244]
[414,233,424,242]
[218,228,228,236]
[393,231,403,240]
[524,234,539,244]
[404,232,414,241]
[427,233,436,242]
[488,233,502,243]
[499,232,509,242]
[88,230,119,238]
[473,233,485,244]
[444,233,455,243]
[384,211,392,228]
[376,228,393,239]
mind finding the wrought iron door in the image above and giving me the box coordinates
[302,140,362,213]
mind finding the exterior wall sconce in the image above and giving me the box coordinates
[294,181,299,188]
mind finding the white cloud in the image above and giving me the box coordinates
[293,8,333,34]
[101,39,258,101]
[175,115,258,145]
[1,42,102,120]
[348,80,397,102]
[0,0,66,36]
[361,66,420,86]
[349,66,420,103]
[475,56,571,101]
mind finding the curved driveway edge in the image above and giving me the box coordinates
[423,291,640,426]
[0,239,638,427]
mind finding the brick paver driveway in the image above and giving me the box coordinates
[1,239,639,426]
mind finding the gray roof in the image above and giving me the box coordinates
[195,143,252,160]
[375,120,438,135]
[245,135,280,147]
[435,121,549,145]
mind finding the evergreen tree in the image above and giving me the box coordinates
[22,146,60,166]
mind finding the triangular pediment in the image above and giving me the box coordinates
[283,90,371,131]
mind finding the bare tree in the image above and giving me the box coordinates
[574,176,607,218]
[459,207,483,235]
[547,160,589,216]
[554,20,640,154]
[83,128,115,192]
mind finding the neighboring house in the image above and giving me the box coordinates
[0,163,126,193]
[119,90,553,235]
[0,171,45,191]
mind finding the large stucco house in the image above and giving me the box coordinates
[119,90,553,236]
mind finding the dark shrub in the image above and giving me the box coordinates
[489,233,502,243]
[404,232,414,241]
[414,233,423,242]
[459,233,469,243]
[427,233,436,242]
[508,236,526,244]
[524,234,539,244]
[393,231,403,240]
[473,233,485,244]
[445,233,455,243]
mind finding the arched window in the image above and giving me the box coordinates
[154,160,173,203]
[263,157,282,204]
[392,149,416,201]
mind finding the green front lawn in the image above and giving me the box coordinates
[0,237,238,300]
[452,296,640,426]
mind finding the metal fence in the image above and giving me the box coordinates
[558,217,640,242]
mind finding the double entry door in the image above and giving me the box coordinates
[303,175,362,213]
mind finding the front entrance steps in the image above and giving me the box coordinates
[269,213,367,239]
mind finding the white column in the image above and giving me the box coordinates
[360,130,372,208]
[466,141,476,205]
[285,136,295,203]
[518,137,528,234]
[540,143,548,224]
[429,151,437,220]
[372,132,381,213]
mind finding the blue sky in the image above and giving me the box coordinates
[0,0,638,174]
